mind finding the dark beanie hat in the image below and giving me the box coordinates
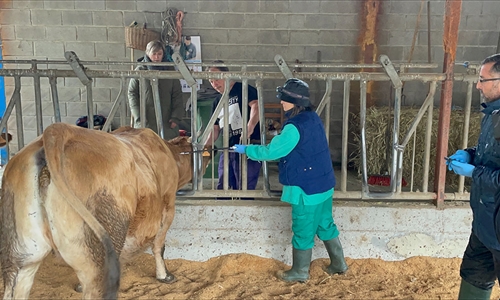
[276,78,311,107]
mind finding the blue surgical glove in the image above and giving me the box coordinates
[233,144,247,154]
[449,160,475,177]
[449,150,471,164]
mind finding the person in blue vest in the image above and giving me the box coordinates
[447,53,500,300]
[233,78,348,282]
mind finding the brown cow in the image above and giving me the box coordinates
[0,123,212,299]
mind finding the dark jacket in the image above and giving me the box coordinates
[127,55,184,139]
[467,98,500,250]
[278,110,335,195]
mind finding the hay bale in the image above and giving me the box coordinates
[350,106,482,189]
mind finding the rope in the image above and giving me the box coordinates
[161,8,184,45]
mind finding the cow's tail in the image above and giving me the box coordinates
[42,123,120,299]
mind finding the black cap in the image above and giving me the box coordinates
[276,78,311,107]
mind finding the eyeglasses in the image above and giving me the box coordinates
[478,77,500,83]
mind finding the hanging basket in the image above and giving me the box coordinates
[125,27,160,51]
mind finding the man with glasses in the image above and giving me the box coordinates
[447,53,500,299]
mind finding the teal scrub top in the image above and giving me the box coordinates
[245,123,334,205]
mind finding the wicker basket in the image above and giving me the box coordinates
[125,27,160,51]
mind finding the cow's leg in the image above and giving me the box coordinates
[153,196,176,283]
[1,189,52,299]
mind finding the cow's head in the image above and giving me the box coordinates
[167,136,213,186]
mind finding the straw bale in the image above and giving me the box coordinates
[350,106,482,189]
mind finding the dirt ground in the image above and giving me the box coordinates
[3,252,500,299]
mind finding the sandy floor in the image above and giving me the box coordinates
[3,252,499,299]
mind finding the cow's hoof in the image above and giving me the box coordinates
[157,274,176,284]
[74,283,82,293]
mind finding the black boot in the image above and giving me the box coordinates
[324,237,348,275]
[458,279,492,300]
[277,248,312,282]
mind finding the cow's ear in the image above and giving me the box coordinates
[187,136,192,143]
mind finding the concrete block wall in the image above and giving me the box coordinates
[0,0,498,160]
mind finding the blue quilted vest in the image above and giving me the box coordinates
[278,111,336,194]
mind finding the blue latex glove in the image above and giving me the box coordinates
[449,160,475,177]
[233,144,247,154]
[449,150,471,164]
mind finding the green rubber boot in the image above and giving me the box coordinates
[458,279,492,300]
[277,248,312,282]
[324,237,348,275]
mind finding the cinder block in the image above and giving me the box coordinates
[77,27,107,41]
[258,30,289,45]
[304,15,336,29]
[94,78,121,88]
[192,29,228,44]
[418,31,444,47]
[229,1,258,13]
[259,1,288,14]
[34,41,65,58]
[0,26,16,40]
[95,42,126,58]
[32,10,62,25]
[479,31,499,47]
[22,101,63,117]
[228,29,259,44]
[216,45,247,60]
[15,26,46,40]
[0,1,12,8]
[136,0,168,12]
[321,0,360,14]
[96,102,114,115]
[67,102,92,117]
[379,14,406,31]
[390,0,425,14]
[62,10,93,26]
[290,1,320,14]
[462,46,497,62]
[75,0,105,10]
[13,0,43,9]
[183,13,215,28]
[107,27,126,43]
[162,1,198,13]
[215,13,244,28]
[65,42,95,59]
[290,31,318,45]
[244,14,274,29]
[275,15,306,30]
[93,11,124,26]
[199,1,229,13]
[319,30,358,46]
[106,0,136,11]
[82,87,111,102]
[2,41,34,56]
[465,15,497,30]
[44,0,75,9]
[46,26,77,41]
[0,9,32,25]
[57,87,82,103]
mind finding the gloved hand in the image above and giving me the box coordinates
[233,144,247,154]
[448,150,471,164]
[449,160,475,177]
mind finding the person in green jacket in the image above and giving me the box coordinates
[233,78,348,282]
[128,40,184,139]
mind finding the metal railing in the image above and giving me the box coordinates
[0,53,479,202]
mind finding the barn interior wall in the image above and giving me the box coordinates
[0,0,498,160]
[166,201,472,263]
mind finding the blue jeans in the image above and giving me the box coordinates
[217,152,261,190]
